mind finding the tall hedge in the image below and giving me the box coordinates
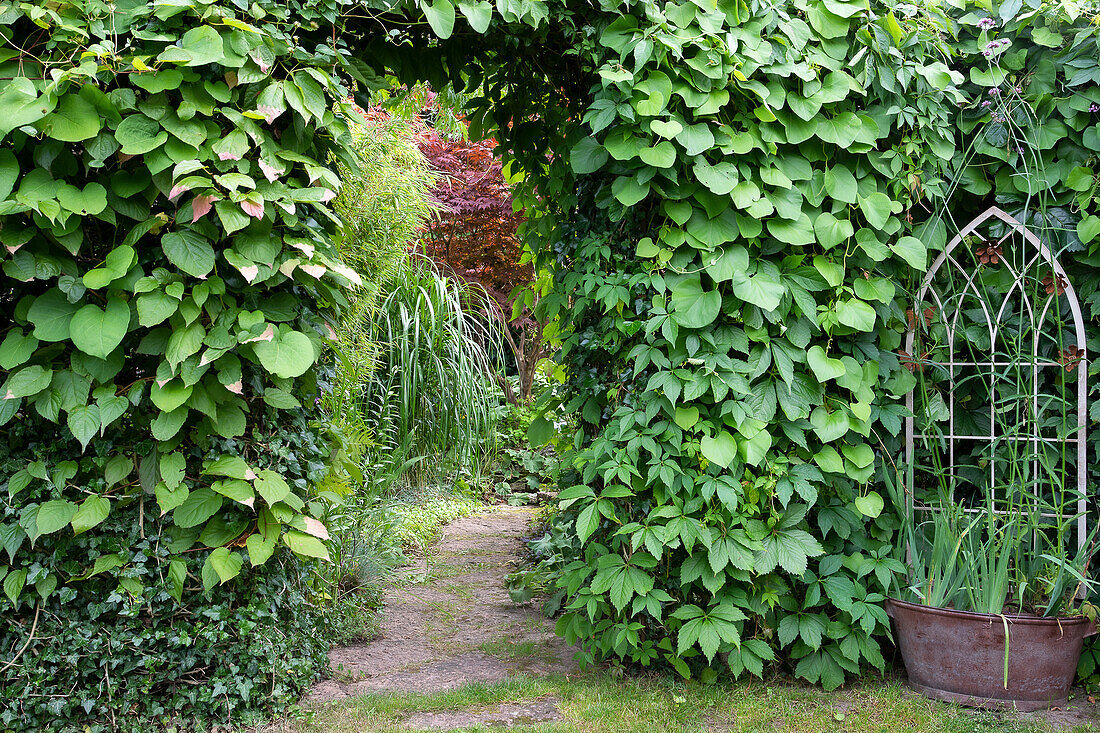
[533,0,1100,686]
[352,0,1100,686]
[5,0,1100,726]
[0,0,360,726]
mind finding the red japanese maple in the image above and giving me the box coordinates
[354,103,544,402]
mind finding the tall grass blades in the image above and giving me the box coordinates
[361,257,502,485]
[894,96,1096,617]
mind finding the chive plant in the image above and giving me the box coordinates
[893,89,1096,617]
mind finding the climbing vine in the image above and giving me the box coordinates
[4,0,1100,724]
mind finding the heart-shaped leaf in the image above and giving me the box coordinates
[806,345,846,382]
[253,328,316,378]
[854,491,884,518]
[701,431,738,468]
[70,297,130,359]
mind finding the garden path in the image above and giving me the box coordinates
[308,506,576,703]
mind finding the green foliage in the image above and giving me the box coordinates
[316,111,495,643]
[0,0,362,724]
[327,256,502,488]
[0,0,359,604]
[7,0,1100,719]
[0,412,333,731]
[352,0,1100,690]
[322,0,1100,689]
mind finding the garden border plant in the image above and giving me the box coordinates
[5,0,1100,728]
[0,0,365,727]
[358,0,1100,689]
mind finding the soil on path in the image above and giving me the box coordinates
[309,506,577,702]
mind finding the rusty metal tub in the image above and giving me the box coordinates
[886,597,1096,711]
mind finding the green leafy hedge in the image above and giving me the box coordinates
[355,0,1100,687]
[5,0,1100,725]
[0,0,362,725]
[530,0,1100,687]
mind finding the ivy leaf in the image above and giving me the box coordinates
[670,275,721,329]
[162,229,215,278]
[70,297,130,359]
[701,431,738,468]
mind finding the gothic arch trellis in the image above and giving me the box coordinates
[903,206,1088,550]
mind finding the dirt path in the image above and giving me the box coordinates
[309,506,576,701]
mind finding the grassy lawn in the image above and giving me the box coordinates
[286,672,1096,733]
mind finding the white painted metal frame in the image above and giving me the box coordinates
[903,207,1087,551]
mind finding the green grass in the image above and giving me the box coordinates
[389,490,482,551]
[286,673,1095,733]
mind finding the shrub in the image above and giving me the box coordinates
[0,0,358,725]
[362,0,1100,687]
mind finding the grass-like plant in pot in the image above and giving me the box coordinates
[886,198,1097,710]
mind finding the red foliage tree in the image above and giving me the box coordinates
[414,121,545,403]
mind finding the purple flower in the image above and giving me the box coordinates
[983,50,992,57]
[1090,103,1100,113]
[981,100,992,107]
[989,87,1000,96]
[978,17,996,29]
